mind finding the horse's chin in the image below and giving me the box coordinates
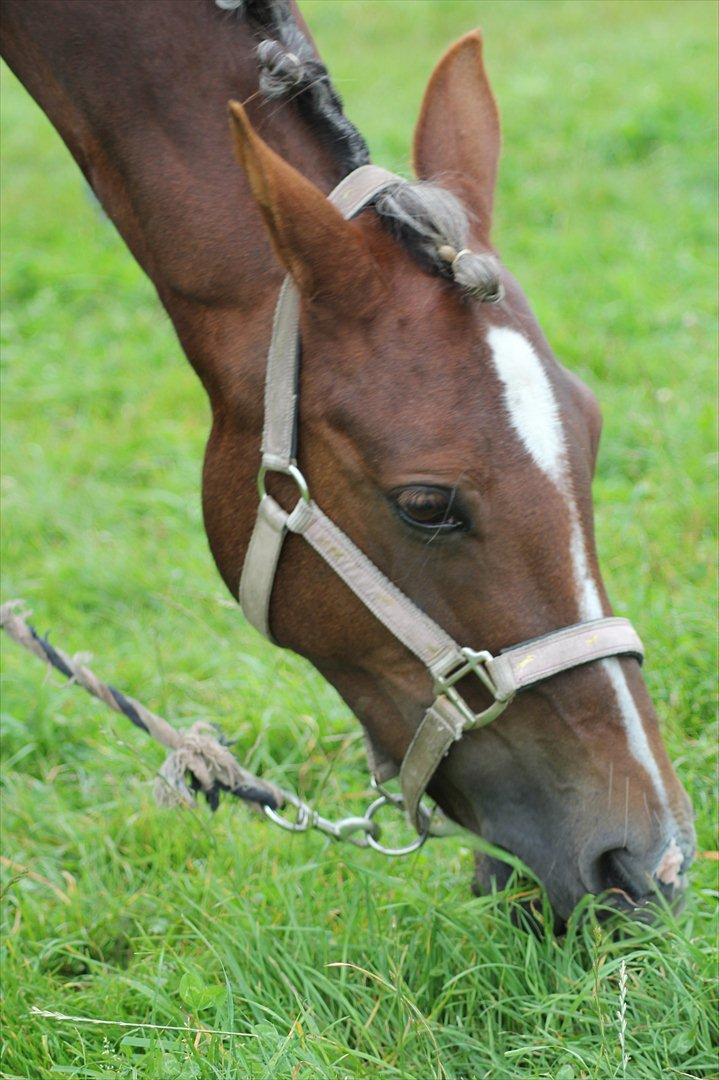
[470,850,564,934]
[471,850,514,896]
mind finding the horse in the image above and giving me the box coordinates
[0,0,694,922]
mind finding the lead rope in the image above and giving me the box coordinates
[0,601,432,855]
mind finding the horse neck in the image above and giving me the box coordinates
[0,0,346,402]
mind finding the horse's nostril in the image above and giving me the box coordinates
[594,842,688,906]
[596,848,650,901]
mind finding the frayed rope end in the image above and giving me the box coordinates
[153,721,283,812]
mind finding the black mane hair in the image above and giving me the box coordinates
[219,0,370,174]
[216,0,503,302]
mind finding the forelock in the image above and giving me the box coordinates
[373,181,503,303]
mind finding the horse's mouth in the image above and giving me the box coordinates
[470,850,687,933]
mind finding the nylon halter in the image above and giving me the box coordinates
[239,165,644,834]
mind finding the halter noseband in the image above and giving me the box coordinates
[239,165,644,834]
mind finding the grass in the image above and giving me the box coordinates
[1,0,717,1076]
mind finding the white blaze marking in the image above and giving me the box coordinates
[601,657,666,801]
[569,517,603,618]
[487,326,667,805]
[487,328,565,484]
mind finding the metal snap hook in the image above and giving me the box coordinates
[263,798,313,832]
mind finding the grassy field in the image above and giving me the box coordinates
[1,1,717,1076]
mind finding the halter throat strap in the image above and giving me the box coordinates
[239,165,644,833]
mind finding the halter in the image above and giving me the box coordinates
[239,165,644,837]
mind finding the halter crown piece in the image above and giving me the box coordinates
[239,165,644,836]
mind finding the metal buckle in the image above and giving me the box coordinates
[433,647,513,730]
[257,461,310,503]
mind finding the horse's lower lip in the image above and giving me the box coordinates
[596,877,688,919]
[471,851,688,929]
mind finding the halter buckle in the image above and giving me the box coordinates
[433,647,514,730]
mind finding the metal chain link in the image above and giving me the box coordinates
[262,782,436,856]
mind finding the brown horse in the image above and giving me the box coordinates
[1,0,694,920]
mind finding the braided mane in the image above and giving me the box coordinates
[216,0,502,302]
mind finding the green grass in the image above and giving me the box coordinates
[1,1,717,1076]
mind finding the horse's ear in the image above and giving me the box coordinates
[412,30,500,242]
[228,102,383,313]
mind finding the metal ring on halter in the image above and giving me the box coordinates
[364,794,431,856]
[257,461,310,503]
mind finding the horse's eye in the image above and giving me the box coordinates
[393,486,466,532]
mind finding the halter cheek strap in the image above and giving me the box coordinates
[239,164,644,834]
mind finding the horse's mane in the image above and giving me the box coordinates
[216,0,502,302]
[218,0,370,172]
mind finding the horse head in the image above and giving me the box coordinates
[218,31,695,921]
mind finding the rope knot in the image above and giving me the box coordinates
[154,721,283,812]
